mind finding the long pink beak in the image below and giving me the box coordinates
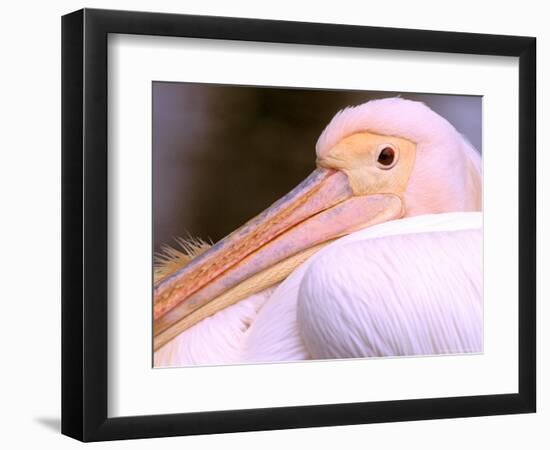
[154,168,403,346]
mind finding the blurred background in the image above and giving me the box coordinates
[153,83,481,254]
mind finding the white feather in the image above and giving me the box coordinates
[298,229,482,359]
[154,288,274,367]
[244,212,482,362]
[155,212,482,367]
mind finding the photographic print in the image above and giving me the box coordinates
[61,10,535,440]
[152,83,482,368]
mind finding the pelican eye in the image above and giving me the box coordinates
[376,145,398,169]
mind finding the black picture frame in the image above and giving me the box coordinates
[61,8,536,442]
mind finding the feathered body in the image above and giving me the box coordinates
[155,212,482,367]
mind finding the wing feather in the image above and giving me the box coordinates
[297,229,482,358]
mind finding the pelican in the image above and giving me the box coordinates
[153,97,482,367]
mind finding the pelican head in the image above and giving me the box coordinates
[154,97,482,349]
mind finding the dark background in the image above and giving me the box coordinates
[153,82,481,254]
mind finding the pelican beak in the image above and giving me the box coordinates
[154,167,403,349]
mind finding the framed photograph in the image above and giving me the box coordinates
[62,8,536,441]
